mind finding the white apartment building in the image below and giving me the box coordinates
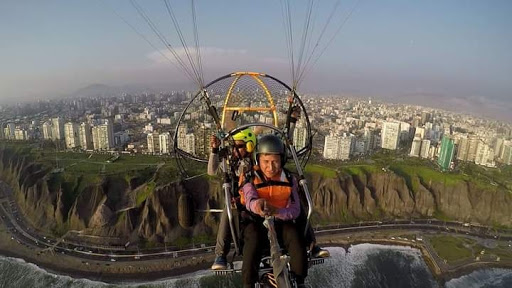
[14,128,28,140]
[456,135,469,161]
[466,137,479,162]
[293,122,308,151]
[157,117,172,125]
[420,139,431,159]
[177,125,188,151]
[475,142,495,167]
[147,132,160,154]
[5,123,15,139]
[64,122,80,149]
[410,137,422,157]
[414,127,426,139]
[51,117,65,140]
[92,120,114,151]
[381,121,400,150]
[323,133,354,160]
[184,133,195,155]
[42,121,53,140]
[500,141,512,165]
[159,132,171,154]
[80,122,93,150]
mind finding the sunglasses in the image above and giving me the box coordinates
[234,144,246,149]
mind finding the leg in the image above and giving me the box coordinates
[280,222,308,283]
[298,200,330,258]
[215,209,232,256]
[212,209,231,270]
[242,221,266,286]
[297,208,315,248]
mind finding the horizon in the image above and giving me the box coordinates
[1,1,511,122]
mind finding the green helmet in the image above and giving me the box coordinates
[232,128,256,152]
[255,134,286,164]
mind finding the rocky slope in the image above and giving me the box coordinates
[1,147,511,245]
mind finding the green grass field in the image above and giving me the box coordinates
[304,164,337,178]
[2,141,511,193]
[430,235,474,262]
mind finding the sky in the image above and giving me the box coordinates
[1,0,511,121]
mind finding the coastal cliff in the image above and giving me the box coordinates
[1,146,511,244]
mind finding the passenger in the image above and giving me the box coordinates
[241,134,307,287]
[208,128,256,270]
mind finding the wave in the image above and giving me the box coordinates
[1,245,511,287]
[445,268,512,288]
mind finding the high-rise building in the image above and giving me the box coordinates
[420,139,431,159]
[323,133,353,160]
[293,121,308,151]
[64,122,80,149]
[177,125,188,151]
[381,121,400,150]
[79,123,93,150]
[3,127,10,140]
[399,122,411,141]
[323,134,339,159]
[363,128,374,153]
[437,136,455,171]
[6,123,15,139]
[196,125,213,158]
[338,134,354,160]
[14,128,28,140]
[42,121,53,140]
[421,111,431,125]
[456,135,469,161]
[51,117,65,140]
[475,142,495,167]
[494,137,505,160]
[92,120,114,151]
[0,123,4,139]
[409,137,422,157]
[414,127,425,139]
[184,133,195,155]
[159,132,171,154]
[500,141,512,165]
[114,131,129,147]
[147,132,160,154]
[412,116,421,128]
[467,136,479,162]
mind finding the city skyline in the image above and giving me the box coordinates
[1,1,511,122]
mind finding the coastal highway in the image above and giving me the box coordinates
[1,180,511,264]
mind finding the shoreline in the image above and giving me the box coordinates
[0,246,212,283]
[1,230,511,284]
[315,233,512,284]
[0,229,214,284]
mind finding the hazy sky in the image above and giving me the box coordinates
[1,1,511,120]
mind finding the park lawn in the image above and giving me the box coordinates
[304,164,337,178]
[339,165,379,176]
[390,163,468,187]
[430,235,474,263]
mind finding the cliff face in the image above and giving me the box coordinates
[309,172,512,226]
[1,147,511,244]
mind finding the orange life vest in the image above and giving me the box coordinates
[240,168,293,209]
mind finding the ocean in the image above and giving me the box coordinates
[0,244,510,288]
